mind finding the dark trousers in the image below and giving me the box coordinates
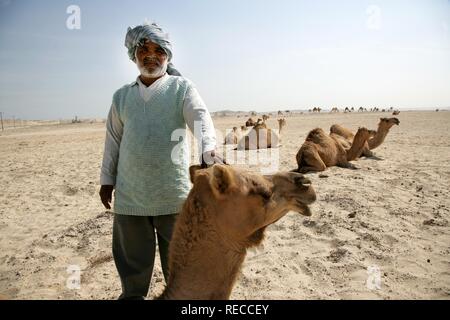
[112,213,178,299]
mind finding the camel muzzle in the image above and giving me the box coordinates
[294,175,311,188]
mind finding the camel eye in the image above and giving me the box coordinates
[248,187,271,201]
[260,190,271,200]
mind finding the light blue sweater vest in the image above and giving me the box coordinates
[113,76,191,216]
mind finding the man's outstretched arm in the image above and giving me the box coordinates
[183,84,225,167]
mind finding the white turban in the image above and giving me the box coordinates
[125,22,181,76]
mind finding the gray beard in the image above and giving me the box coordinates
[137,60,168,78]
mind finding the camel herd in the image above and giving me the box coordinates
[224,115,286,150]
[152,115,401,300]
[224,115,400,173]
[328,107,401,114]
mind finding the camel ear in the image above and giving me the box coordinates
[209,164,237,195]
[189,165,203,184]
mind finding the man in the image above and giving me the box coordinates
[99,22,224,300]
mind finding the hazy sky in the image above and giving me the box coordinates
[0,0,449,119]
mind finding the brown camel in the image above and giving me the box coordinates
[157,164,316,300]
[236,118,286,150]
[330,117,399,157]
[245,118,256,127]
[295,127,371,173]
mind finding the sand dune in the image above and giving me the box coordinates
[0,111,449,299]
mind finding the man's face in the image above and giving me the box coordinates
[135,39,168,78]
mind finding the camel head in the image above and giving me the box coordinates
[379,117,400,129]
[188,164,316,241]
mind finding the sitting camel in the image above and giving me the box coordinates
[157,164,316,299]
[236,118,286,150]
[295,127,371,173]
[224,127,242,145]
[245,118,256,127]
[330,117,399,157]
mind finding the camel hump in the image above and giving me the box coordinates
[306,128,325,140]
[329,124,338,133]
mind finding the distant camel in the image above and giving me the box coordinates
[330,107,339,113]
[224,127,242,145]
[344,107,351,113]
[236,118,286,150]
[294,127,371,173]
[392,110,400,115]
[157,164,316,299]
[330,117,400,157]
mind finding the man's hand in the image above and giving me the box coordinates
[99,185,114,209]
[201,150,227,168]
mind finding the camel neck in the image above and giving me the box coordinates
[163,236,246,299]
[346,130,368,161]
[160,202,247,300]
[368,126,389,149]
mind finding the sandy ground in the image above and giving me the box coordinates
[0,111,449,300]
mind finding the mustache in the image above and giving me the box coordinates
[143,57,161,66]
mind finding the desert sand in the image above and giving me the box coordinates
[0,111,449,299]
